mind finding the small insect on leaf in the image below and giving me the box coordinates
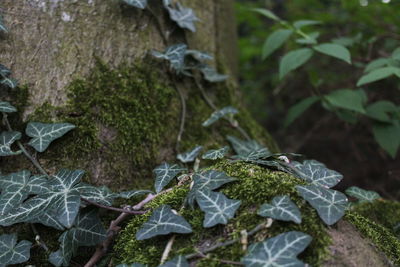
[202,106,239,127]
[345,186,381,203]
[196,190,241,228]
[242,231,312,267]
[0,131,22,156]
[136,205,192,240]
[0,234,32,266]
[26,122,76,152]
[258,195,302,224]
[177,145,202,163]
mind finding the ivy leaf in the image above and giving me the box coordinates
[284,96,320,127]
[154,163,187,193]
[119,190,152,199]
[26,122,76,152]
[151,44,187,73]
[242,231,312,267]
[293,20,321,29]
[177,145,202,163]
[27,208,65,230]
[116,264,147,267]
[0,77,18,88]
[313,43,351,64]
[122,0,147,9]
[159,255,189,267]
[292,160,343,188]
[296,185,348,225]
[231,148,271,161]
[76,183,117,206]
[199,64,228,83]
[226,135,265,156]
[0,16,7,33]
[0,170,49,215]
[258,195,302,224]
[164,1,199,32]
[188,170,237,207]
[0,64,11,76]
[372,121,400,158]
[0,234,32,266]
[185,50,213,62]
[196,190,241,228]
[0,101,17,113]
[136,205,192,240]
[357,66,399,86]
[202,146,229,160]
[0,131,22,156]
[345,186,381,203]
[262,29,293,59]
[202,106,239,127]
[279,48,314,79]
[324,89,366,114]
[49,230,77,267]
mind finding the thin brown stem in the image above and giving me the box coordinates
[81,198,147,215]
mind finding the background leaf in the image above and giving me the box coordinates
[372,121,400,158]
[136,205,192,240]
[345,186,381,203]
[202,106,238,127]
[357,66,399,86]
[324,89,366,114]
[284,96,320,127]
[293,19,321,29]
[313,43,351,64]
[366,101,397,122]
[279,48,314,79]
[262,29,293,59]
[226,135,265,156]
[251,8,281,21]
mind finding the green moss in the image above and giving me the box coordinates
[345,211,400,265]
[114,161,331,266]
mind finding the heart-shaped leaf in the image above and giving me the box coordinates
[226,135,265,156]
[188,170,237,207]
[258,195,302,224]
[177,146,202,163]
[202,146,229,160]
[0,101,17,113]
[136,205,192,240]
[0,131,22,156]
[151,44,187,73]
[196,190,241,228]
[292,160,343,188]
[199,64,228,82]
[202,107,239,127]
[49,230,78,267]
[345,186,381,203]
[231,148,271,161]
[122,0,147,9]
[154,163,187,193]
[164,1,199,32]
[296,185,348,225]
[242,231,312,267]
[0,170,49,215]
[26,122,76,152]
[159,255,189,267]
[0,234,32,266]
[76,183,118,206]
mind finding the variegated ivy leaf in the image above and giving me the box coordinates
[164,1,199,32]
[116,264,147,267]
[185,50,213,62]
[159,255,189,267]
[0,170,49,215]
[76,183,117,206]
[296,185,348,225]
[187,170,237,207]
[26,122,76,152]
[136,205,192,240]
[119,190,152,199]
[0,234,32,267]
[345,186,381,203]
[27,208,65,230]
[202,146,229,160]
[177,145,202,163]
[122,0,147,9]
[242,231,312,267]
[151,44,187,73]
[292,160,343,188]
[154,162,187,193]
[202,106,239,127]
[0,64,11,77]
[227,135,265,156]
[0,131,22,156]
[196,190,241,227]
[0,169,84,228]
[232,148,271,161]
[49,209,106,267]
[0,16,7,33]
[199,64,228,83]
[0,101,17,113]
[0,77,18,88]
[258,195,302,224]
